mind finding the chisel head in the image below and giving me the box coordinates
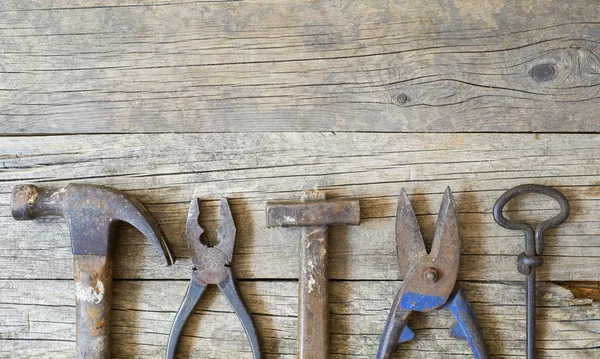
[266,192,360,228]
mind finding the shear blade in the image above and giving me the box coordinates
[395,188,427,279]
[396,187,460,307]
[429,187,460,263]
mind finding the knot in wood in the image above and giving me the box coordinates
[531,64,556,82]
[396,93,408,104]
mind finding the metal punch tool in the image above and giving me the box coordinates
[493,184,570,359]
[376,188,488,359]
[166,198,261,359]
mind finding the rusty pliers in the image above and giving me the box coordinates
[376,188,488,359]
[166,198,261,359]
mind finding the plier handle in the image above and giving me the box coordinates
[166,199,261,359]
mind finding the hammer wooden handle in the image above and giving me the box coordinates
[299,224,329,359]
[73,255,113,359]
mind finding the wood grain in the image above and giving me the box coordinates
[1,133,599,284]
[1,279,598,358]
[1,0,600,133]
[2,1,599,356]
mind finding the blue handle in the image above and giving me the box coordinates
[444,287,489,359]
[376,308,413,359]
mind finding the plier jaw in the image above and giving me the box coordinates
[186,198,235,285]
[167,198,261,359]
[377,188,488,359]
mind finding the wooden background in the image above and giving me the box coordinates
[1,1,599,358]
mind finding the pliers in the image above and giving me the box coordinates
[166,198,261,359]
[376,188,488,359]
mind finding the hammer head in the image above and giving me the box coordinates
[11,184,173,264]
[266,194,360,228]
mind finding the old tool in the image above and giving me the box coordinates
[493,184,570,359]
[266,191,360,359]
[167,198,261,359]
[377,187,488,359]
[11,184,174,359]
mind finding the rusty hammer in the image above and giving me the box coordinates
[266,191,360,359]
[11,184,174,359]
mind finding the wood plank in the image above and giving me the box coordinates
[0,279,597,358]
[1,0,600,133]
[0,133,599,281]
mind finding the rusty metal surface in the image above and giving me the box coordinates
[74,255,113,359]
[297,191,329,359]
[395,187,459,302]
[266,199,360,227]
[493,184,570,359]
[11,183,174,359]
[298,223,329,359]
[11,184,173,263]
[377,187,488,359]
[186,198,235,285]
[266,191,361,359]
[166,273,206,359]
[167,198,261,359]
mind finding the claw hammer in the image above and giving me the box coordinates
[266,191,360,359]
[11,184,174,358]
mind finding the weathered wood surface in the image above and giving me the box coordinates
[2,0,600,133]
[1,133,600,282]
[0,133,599,357]
[1,280,598,358]
[2,1,600,354]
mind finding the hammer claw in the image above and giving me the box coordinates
[115,193,174,266]
[12,184,174,265]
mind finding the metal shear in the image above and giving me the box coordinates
[376,188,488,359]
[166,198,261,359]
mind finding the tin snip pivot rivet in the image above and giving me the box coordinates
[376,187,488,359]
[493,184,570,359]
